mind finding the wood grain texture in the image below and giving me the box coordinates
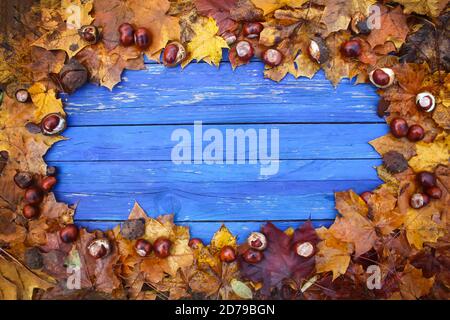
[48,58,384,240]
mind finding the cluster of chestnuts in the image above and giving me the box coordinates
[134,237,172,258]
[390,118,425,142]
[119,23,151,50]
[410,171,442,209]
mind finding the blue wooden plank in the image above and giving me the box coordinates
[47,123,386,161]
[75,220,334,243]
[62,67,381,126]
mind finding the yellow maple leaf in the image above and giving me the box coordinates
[28,83,65,121]
[315,227,353,280]
[251,0,308,16]
[405,206,444,249]
[394,0,447,17]
[408,132,450,172]
[182,17,228,67]
[398,263,435,299]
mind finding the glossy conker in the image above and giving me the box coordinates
[263,49,283,67]
[163,42,186,67]
[410,193,430,209]
[235,40,254,61]
[293,241,314,258]
[15,89,30,103]
[188,238,203,249]
[416,92,435,112]
[390,118,408,138]
[41,176,57,192]
[40,113,66,136]
[118,23,135,47]
[135,239,152,257]
[425,186,442,199]
[87,238,111,259]
[134,27,151,50]
[222,31,237,46]
[242,22,264,39]
[407,124,425,142]
[79,25,99,44]
[23,204,40,219]
[369,68,395,88]
[242,248,263,264]
[24,186,44,205]
[219,245,236,263]
[417,172,437,188]
[153,237,172,258]
[247,232,267,251]
[59,224,79,243]
[341,40,361,58]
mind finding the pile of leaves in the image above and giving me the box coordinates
[0,0,449,300]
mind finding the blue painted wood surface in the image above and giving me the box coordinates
[47,58,384,242]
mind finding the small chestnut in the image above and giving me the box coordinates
[222,31,237,46]
[242,22,264,39]
[41,176,57,192]
[242,248,263,264]
[425,186,442,199]
[341,39,361,58]
[369,68,395,88]
[23,204,40,219]
[59,224,79,243]
[135,239,152,257]
[134,27,151,50]
[87,238,111,259]
[163,42,186,67]
[293,241,314,258]
[359,191,373,204]
[407,124,425,142]
[153,237,172,258]
[79,25,100,44]
[40,113,66,136]
[410,193,430,209]
[219,245,236,263]
[416,92,435,112]
[15,89,30,103]
[24,186,44,205]
[308,38,329,64]
[188,238,203,249]
[247,232,267,251]
[119,23,135,47]
[235,40,254,61]
[14,172,33,189]
[263,49,283,67]
[390,118,409,138]
[417,172,437,188]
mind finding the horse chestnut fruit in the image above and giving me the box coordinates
[41,113,66,136]
[235,41,254,61]
[263,49,283,67]
[119,23,135,46]
[135,239,152,257]
[390,118,408,138]
[294,241,314,258]
[416,92,435,112]
[219,245,236,263]
[163,42,186,67]
[242,248,263,264]
[188,238,203,249]
[87,239,111,259]
[59,224,79,243]
[15,89,30,103]
[153,237,172,258]
[222,31,237,46]
[425,186,442,199]
[308,38,329,64]
[410,193,430,209]
[247,232,267,250]
[23,204,40,219]
[41,176,57,192]
[417,172,437,188]
[134,27,151,50]
[407,124,425,142]
[243,22,264,39]
[24,186,44,205]
[79,25,99,44]
[341,40,361,58]
[14,172,33,189]
[369,68,395,88]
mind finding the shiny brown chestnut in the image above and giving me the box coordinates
[79,25,100,44]
[263,49,283,67]
[163,42,186,67]
[341,40,361,58]
[390,118,408,138]
[417,172,437,188]
[14,172,33,189]
[153,237,172,258]
[407,124,425,142]
[235,40,254,61]
[59,224,79,243]
[119,23,135,47]
[247,232,267,251]
[425,186,442,199]
[369,68,395,88]
[87,238,111,259]
[243,22,264,39]
[23,204,40,219]
[410,193,430,209]
[219,245,236,263]
[135,239,152,257]
[41,176,57,192]
[134,28,151,50]
[24,187,44,205]
[242,248,263,264]
[188,238,203,249]
[40,113,66,136]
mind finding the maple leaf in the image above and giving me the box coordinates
[76,43,145,90]
[404,205,445,249]
[195,0,238,34]
[320,0,376,36]
[408,132,449,172]
[394,263,435,299]
[0,250,54,300]
[28,83,65,121]
[394,0,448,17]
[29,47,66,83]
[367,6,409,50]
[315,227,353,280]
[240,222,319,297]
[182,17,229,67]
[128,0,181,60]
[33,0,94,58]
[250,0,308,16]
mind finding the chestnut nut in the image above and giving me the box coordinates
[294,241,314,258]
[341,39,361,58]
[416,92,435,112]
[15,89,30,103]
[247,232,267,250]
[242,248,263,264]
[41,113,66,136]
[119,23,135,47]
[134,28,151,50]
[390,118,408,138]
[59,224,79,243]
[23,204,40,219]
[188,238,203,249]
[24,186,44,205]
[235,40,254,61]
[153,237,172,258]
[41,176,57,192]
[410,193,430,209]
[263,49,283,67]
[135,239,152,257]
[163,42,186,67]
[369,68,395,88]
[87,238,111,259]
[219,245,236,263]
[79,25,100,44]
[242,22,264,39]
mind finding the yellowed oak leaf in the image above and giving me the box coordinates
[28,83,65,121]
[408,132,450,172]
[182,17,228,67]
[250,0,308,16]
